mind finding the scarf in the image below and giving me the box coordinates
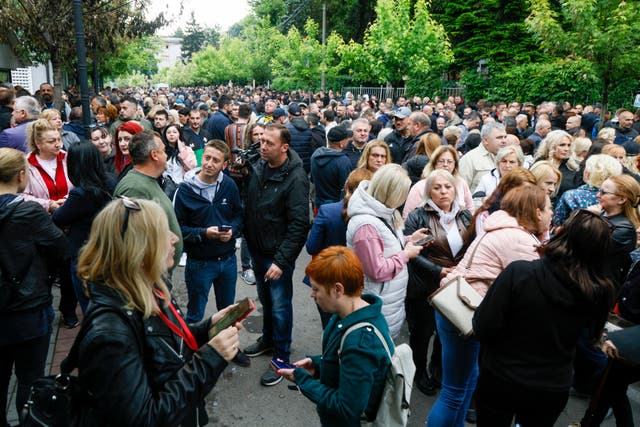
[426,199,460,230]
[28,152,68,201]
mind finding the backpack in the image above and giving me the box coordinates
[21,306,143,427]
[339,322,416,427]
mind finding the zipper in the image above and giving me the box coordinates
[160,337,185,362]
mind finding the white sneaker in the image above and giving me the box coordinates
[241,269,256,285]
[179,252,187,267]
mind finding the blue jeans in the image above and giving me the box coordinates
[185,255,237,323]
[252,252,294,361]
[427,311,480,427]
[70,258,89,314]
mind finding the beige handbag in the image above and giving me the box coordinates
[428,231,489,337]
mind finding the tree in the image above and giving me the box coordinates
[101,36,162,80]
[341,0,452,88]
[250,0,375,43]
[526,0,640,124]
[181,11,221,62]
[0,0,166,106]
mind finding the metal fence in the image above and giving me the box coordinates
[342,85,466,101]
[341,86,406,102]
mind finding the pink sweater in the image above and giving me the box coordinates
[351,224,409,281]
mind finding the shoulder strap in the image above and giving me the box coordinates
[464,229,492,269]
[338,322,392,362]
[60,305,144,374]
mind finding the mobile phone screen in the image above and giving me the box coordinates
[416,235,435,246]
[219,225,232,232]
[208,297,255,338]
[270,358,296,370]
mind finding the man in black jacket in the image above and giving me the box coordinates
[285,103,313,173]
[242,124,310,387]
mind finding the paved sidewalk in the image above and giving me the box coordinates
[7,258,640,426]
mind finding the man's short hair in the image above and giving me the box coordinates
[238,103,252,120]
[409,112,431,128]
[129,130,160,165]
[178,107,190,116]
[516,114,528,124]
[204,139,230,161]
[322,109,335,121]
[481,121,505,139]
[265,123,291,146]
[14,96,41,118]
[306,113,319,127]
[91,95,107,108]
[0,87,15,107]
[218,95,231,109]
[155,109,168,119]
[351,118,370,130]
[69,106,82,121]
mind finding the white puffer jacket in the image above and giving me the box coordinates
[346,181,408,338]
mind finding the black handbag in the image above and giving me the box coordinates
[22,306,143,426]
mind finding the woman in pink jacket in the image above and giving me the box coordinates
[427,183,553,427]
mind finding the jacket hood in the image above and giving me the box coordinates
[312,147,347,167]
[483,210,526,233]
[289,117,309,131]
[347,181,396,224]
[0,194,23,221]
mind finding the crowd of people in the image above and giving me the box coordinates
[1,80,640,426]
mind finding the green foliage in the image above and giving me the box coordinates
[181,12,221,62]
[114,71,148,88]
[526,0,640,109]
[250,0,374,43]
[270,19,345,91]
[430,0,545,72]
[341,0,452,87]
[102,36,161,80]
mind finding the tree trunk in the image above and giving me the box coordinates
[598,61,612,132]
[51,52,65,114]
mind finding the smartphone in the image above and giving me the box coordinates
[270,358,296,371]
[208,297,255,338]
[415,235,435,246]
[219,225,232,232]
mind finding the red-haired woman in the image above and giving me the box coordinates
[276,246,393,426]
[114,121,143,181]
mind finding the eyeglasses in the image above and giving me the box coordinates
[119,196,141,237]
[597,189,617,197]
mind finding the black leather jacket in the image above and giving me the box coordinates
[403,204,474,298]
[76,282,228,427]
[0,195,66,313]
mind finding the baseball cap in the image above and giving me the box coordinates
[288,103,302,116]
[327,126,353,143]
[393,107,412,119]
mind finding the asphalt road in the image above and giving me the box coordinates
[169,247,640,427]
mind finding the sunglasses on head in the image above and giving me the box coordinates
[118,196,141,237]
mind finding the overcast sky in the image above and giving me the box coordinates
[151,0,251,34]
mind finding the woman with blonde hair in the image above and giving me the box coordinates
[75,198,242,426]
[567,137,592,171]
[530,160,562,197]
[0,148,67,426]
[403,133,442,184]
[474,145,525,201]
[357,139,392,173]
[403,145,474,218]
[535,129,579,200]
[346,164,429,338]
[597,127,616,144]
[553,154,622,226]
[39,108,79,150]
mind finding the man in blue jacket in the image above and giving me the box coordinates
[173,139,243,324]
[310,126,352,209]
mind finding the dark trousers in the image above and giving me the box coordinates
[0,334,51,425]
[51,259,78,318]
[581,359,640,427]
[476,370,569,427]
[405,297,437,380]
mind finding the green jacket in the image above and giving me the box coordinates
[114,169,184,269]
[294,294,392,426]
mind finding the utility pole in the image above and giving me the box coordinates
[321,1,326,92]
[73,0,91,138]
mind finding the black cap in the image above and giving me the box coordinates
[288,103,302,116]
[327,126,352,143]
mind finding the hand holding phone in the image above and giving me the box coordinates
[208,297,255,339]
[415,235,435,246]
[219,225,232,232]
[270,358,296,371]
